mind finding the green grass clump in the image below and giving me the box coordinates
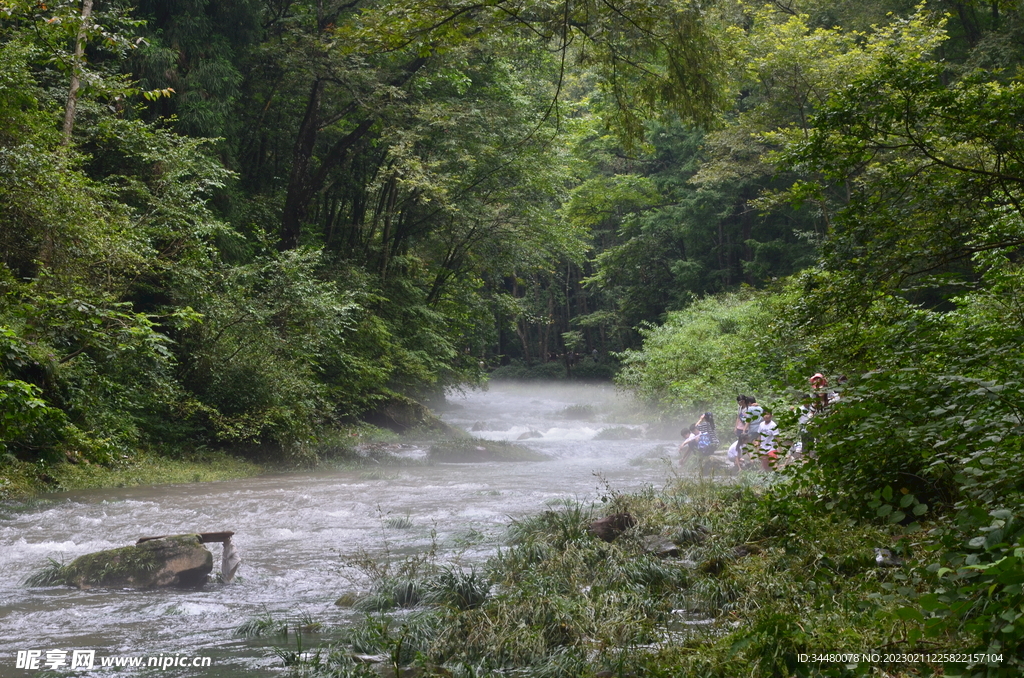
[0,457,50,501]
[507,500,595,547]
[424,567,490,610]
[355,577,424,611]
[236,609,323,638]
[23,557,68,587]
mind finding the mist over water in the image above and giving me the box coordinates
[0,382,679,677]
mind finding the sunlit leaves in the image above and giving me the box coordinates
[140,87,174,101]
[617,289,781,410]
[770,8,1024,295]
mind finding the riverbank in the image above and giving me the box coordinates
[0,421,553,504]
[0,426,405,503]
[0,451,266,503]
[261,475,1004,678]
[3,382,681,677]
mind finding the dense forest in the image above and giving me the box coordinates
[0,0,814,466]
[2,0,1024,672]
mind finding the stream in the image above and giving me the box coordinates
[0,382,681,677]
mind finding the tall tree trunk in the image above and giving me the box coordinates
[279,56,427,250]
[281,79,324,249]
[516,319,531,366]
[62,0,93,145]
[379,175,399,280]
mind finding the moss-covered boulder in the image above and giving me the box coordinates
[56,535,213,589]
[362,394,460,435]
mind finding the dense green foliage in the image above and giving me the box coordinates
[4,0,1024,671]
[616,289,781,410]
[0,0,808,475]
[0,0,722,473]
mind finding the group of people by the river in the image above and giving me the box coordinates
[678,372,841,471]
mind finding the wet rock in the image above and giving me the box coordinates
[697,557,727,576]
[516,429,543,440]
[471,421,487,431]
[588,512,636,542]
[874,548,904,567]
[594,426,642,440]
[362,394,459,435]
[429,438,547,462]
[559,404,595,420]
[641,535,680,558]
[58,535,213,589]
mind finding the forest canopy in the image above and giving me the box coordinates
[0,0,733,463]
[0,0,1021,485]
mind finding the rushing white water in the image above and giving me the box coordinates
[0,382,681,677]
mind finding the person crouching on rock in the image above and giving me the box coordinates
[678,424,699,465]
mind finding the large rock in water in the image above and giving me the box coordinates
[363,394,460,435]
[60,535,213,589]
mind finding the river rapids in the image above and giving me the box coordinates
[0,382,683,677]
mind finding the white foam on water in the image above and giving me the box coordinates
[0,382,679,677]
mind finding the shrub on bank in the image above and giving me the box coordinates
[615,289,784,412]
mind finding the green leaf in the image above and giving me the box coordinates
[895,606,924,623]
[918,593,944,612]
